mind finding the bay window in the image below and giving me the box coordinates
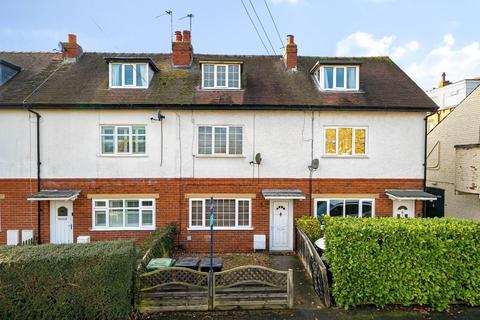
[324,127,367,156]
[189,198,251,229]
[93,199,155,230]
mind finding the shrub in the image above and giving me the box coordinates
[296,216,322,242]
[138,223,177,269]
[324,217,480,311]
[0,240,137,320]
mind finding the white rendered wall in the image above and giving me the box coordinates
[0,109,425,179]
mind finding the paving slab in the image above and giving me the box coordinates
[269,253,323,309]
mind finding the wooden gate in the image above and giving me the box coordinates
[138,265,293,312]
[214,265,293,310]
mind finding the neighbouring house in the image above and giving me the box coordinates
[426,72,480,132]
[0,32,437,252]
[426,84,480,220]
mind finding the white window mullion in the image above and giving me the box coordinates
[202,199,206,227]
[212,126,216,155]
[226,127,230,155]
[235,199,239,227]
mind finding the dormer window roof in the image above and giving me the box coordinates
[0,59,21,86]
[105,57,159,89]
[311,62,360,91]
[200,61,242,90]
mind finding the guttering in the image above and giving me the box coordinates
[27,108,42,243]
[3,103,439,112]
[423,115,428,218]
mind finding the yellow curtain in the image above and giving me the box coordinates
[325,129,337,154]
[338,128,352,155]
[355,129,366,154]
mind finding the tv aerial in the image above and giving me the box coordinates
[179,13,194,32]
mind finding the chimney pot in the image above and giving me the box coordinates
[287,35,295,45]
[183,30,191,43]
[284,34,298,71]
[68,34,77,44]
[175,31,183,42]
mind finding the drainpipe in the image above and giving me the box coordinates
[28,108,42,244]
[423,115,428,218]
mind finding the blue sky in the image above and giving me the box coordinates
[1,0,480,89]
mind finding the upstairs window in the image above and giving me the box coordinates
[0,61,20,86]
[315,65,359,91]
[101,125,146,155]
[110,63,148,88]
[324,127,367,156]
[202,64,241,89]
[198,125,243,156]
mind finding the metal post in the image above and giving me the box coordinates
[208,196,214,309]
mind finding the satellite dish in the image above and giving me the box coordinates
[255,153,262,165]
[308,159,319,171]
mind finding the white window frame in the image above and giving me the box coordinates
[201,63,241,89]
[197,125,244,157]
[91,198,156,231]
[99,125,147,156]
[315,65,359,91]
[109,63,149,89]
[314,198,375,218]
[323,126,368,157]
[188,198,252,230]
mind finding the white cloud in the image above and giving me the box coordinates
[443,33,455,46]
[336,32,419,59]
[407,34,480,89]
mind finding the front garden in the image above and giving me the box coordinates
[296,215,480,311]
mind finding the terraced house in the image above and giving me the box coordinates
[0,32,437,252]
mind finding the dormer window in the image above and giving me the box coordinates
[105,57,159,89]
[0,59,21,86]
[201,62,241,89]
[314,65,359,91]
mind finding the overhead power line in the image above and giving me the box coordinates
[240,0,270,55]
[248,0,277,55]
[263,0,285,49]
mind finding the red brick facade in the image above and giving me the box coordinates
[0,178,423,252]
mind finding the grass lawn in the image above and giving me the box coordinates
[172,252,271,270]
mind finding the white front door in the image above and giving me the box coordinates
[50,201,74,244]
[393,200,415,218]
[270,200,293,251]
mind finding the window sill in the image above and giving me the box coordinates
[195,154,246,159]
[109,86,148,90]
[322,155,369,159]
[187,227,254,231]
[199,88,244,91]
[90,227,155,231]
[97,154,149,158]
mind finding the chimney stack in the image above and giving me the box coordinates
[60,34,83,62]
[172,30,193,68]
[438,72,451,88]
[284,34,297,71]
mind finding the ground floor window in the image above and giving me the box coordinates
[92,199,155,230]
[189,198,251,229]
[314,198,374,218]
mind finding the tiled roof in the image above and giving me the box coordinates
[0,52,437,111]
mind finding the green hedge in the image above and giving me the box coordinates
[324,217,480,310]
[0,240,137,320]
[296,216,322,242]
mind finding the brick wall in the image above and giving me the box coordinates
[0,178,423,251]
